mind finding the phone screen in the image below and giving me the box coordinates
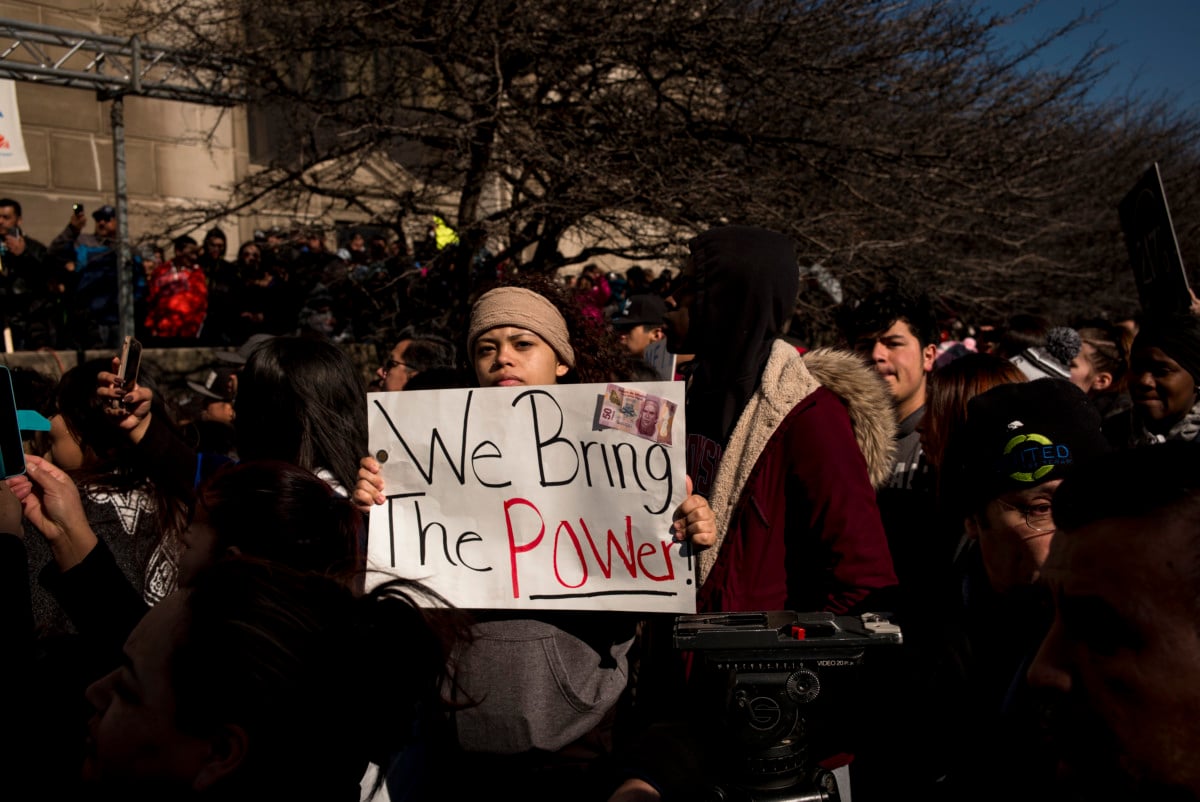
[0,366,26,478]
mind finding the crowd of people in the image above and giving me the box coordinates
[3,218,1200,802]
[0,198,458,352]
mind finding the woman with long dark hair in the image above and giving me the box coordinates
[28,359,189,632]
[102,335,366,500]
[234,336,366,495]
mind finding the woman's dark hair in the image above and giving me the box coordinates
[197,460,363,575]
[401,335,458,373]
[923,352,1027,472]
[472,272,628,384]
[55,358,187,536]
[234,337,366,493]
[56,358,143,472]
[173,558,463,799]
[926,353,1027,519]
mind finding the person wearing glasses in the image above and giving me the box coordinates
[375,330,457,392]
[952,379,1109,596]
[935,377,1110,802]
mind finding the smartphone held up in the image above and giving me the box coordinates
[111,336,143,410]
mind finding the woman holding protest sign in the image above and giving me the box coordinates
[355,274,715,801]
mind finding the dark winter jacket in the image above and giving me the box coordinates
[678,225,897,615]
[697,343,898,614]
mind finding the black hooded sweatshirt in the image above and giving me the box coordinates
[681,225,799,496]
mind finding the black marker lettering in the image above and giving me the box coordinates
[373,392,473,485]
[471,439,510,488]
[513,389,579,487]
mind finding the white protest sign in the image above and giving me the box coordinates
[365,381,695,613]
[0,80,30,173]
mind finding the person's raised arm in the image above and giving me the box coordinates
[7,455,148,654]
[98,355,198,503]
[5,455,98,572]
[98,356,152,443]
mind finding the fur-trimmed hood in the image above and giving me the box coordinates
[698,340,896,585]
[801,347,897,488]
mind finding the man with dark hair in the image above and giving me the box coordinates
[838,282,939,489]
[836,282,942,663]
[1030,440,1200,802]
[376,330,457,391]
[200,227,229,267]
[0,197,61,349]
[199,226,242,346]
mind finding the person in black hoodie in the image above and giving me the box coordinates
[611,226,899,801]
[663,225,897,616]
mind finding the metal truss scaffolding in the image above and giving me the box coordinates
[0,18,246,340]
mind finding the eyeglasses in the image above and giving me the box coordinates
[381,359,417,375]
[996,498,1055,533]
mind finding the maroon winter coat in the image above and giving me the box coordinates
[694,344,898,616]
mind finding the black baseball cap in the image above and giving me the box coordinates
[92,205,116,221]
[612,294,668,330]
[187,366,238,402]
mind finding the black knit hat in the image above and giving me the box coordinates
[1133,314,1200,385]
[955,378,1109,508]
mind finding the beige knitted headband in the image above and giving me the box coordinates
[467,286,576,367]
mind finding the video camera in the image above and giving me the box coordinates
[675,611,902,802]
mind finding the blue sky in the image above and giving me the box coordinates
[981,0,1200,115]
